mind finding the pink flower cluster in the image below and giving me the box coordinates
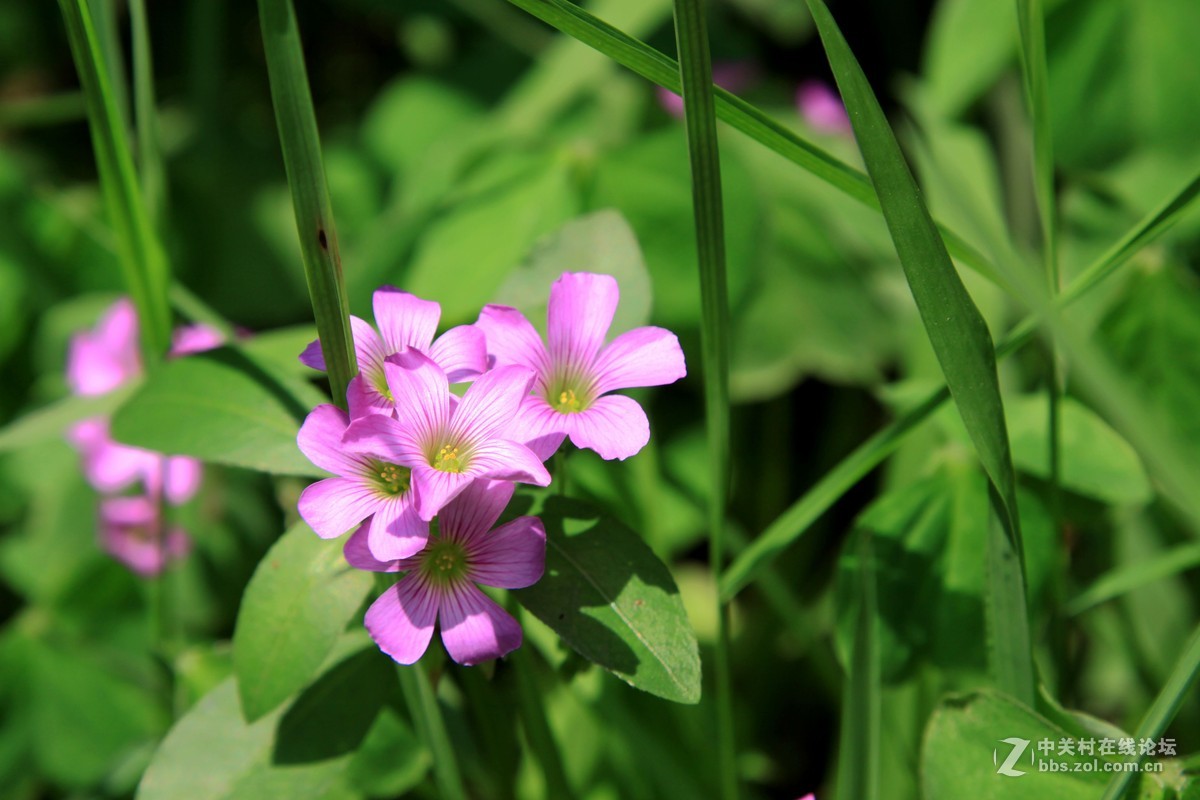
[297,272,686,665]
[66,299,223,576]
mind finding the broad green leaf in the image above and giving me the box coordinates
[345,709,431,799]
[514,496,702,704]
[806,0,1032,703]
[922,0,1016,117]
[1006,395,1151,505]
[0,383,135,453]
[361,77,481,176]
[590,129,758,327]
[138,656,391,800]
[239,325,319,377]
[406,157,578,324]
[492,209,653,337]
[26,638,165,788]
[923,690,1113,799]
[110,348,325,477]
[232,522,372,722]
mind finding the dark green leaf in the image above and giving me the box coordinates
[110,348,325,477]
[515,497,702,704]
[233,522,372,722]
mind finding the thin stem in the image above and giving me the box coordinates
[671,0,737,796]
[510,641,574,798]
[397,664,468,800]
[129,0,165,232]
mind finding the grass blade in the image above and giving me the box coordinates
[257,0,357,406]
[1099,622,1200,800]
[58,0,173,363]
[129,0,165,230]
[836,532,880,800]
[671,0,737,794]
[503,0,1006,288]
[805,0,1033,704]
[1067,542,1200,616]
[397,664,468,800]
[720,166,1200,602]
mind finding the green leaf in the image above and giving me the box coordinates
[233,522,372,722]
[361,77,481,176]
[138,654,390,800]
[26,638,165,788]
[922,0,1015,117]
[0,383,136,453]
[923,690,1112,799]
[406,157,578,324]
[806,0,1032,703]
[492,209,653,337]
[257,0,357,406]
[1006,395,1151,505]
[514,496,702,704]
[110,348,325,477]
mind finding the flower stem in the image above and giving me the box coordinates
[397,664,468,800]
[509,614,574,798]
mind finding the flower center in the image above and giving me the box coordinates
[369,459,411,495]
[433,444,466,473]
[419,537,470,586]
[552,387,583,413]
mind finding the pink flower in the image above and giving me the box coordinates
[70,418,202,504]
[66,298,141,396]
[98,495,191,577]
[299,287,487,417]
[347,479,545,665]
[296,403,428,561]
[171,324,227,356]
[796,80,851,135]
[657,61,756,118]
[474,272,686,461]
[341,350,551,534]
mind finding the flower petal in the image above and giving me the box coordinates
[162,456,202,505]
[474,305,549,375]
[547,272,619,368]
[366,494,429,561]
[345,375,392,419]
[299,338,327,371]
[364,575,439,665]
[170,324,225,357]
[565,394,650,460]
[297,478,379,539]
[508,396,568,461]
[82,435,161,494]
[382,350,451,448]
[451,365,536,443]
[343,522,408,573]
[593,326,687,394]
[298,404,367,476]
[373,287,440,353]
[469,516,546,589]
[468,439,552,487]
[439,582,523,665]
[429,325,488,384]
[438,479,515,543]
[67,299,142,397]
[412,466,472,521]
[343,412,427,468]
[351,315,390,386]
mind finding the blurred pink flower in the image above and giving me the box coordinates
[69,418,202,504]
[348,479,544,665]
[171,323,227,357]
[474,272,686,461]
[299,287,487,417]
[796,80,851,134]
[98,495,191,577]
[66,298,141,396]
[657,61,756,118]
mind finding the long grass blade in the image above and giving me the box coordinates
[1067,542,1200,616]
[721,166,1200,602]
[836,532,880,800]
[257,0,357,406]
[129,0,165,230]
[805,0,1033,702]
[671,0,737,795]
[503,0,1006,288]
[1099,622,1200,800]
[58,0,173,363]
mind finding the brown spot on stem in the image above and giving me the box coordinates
[317,228,328,251]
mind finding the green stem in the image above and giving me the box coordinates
[129,0,165,232]
[510,642,574,798]
[257,0,358,407]
[671,0,737,796]
[397,664,468,800]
